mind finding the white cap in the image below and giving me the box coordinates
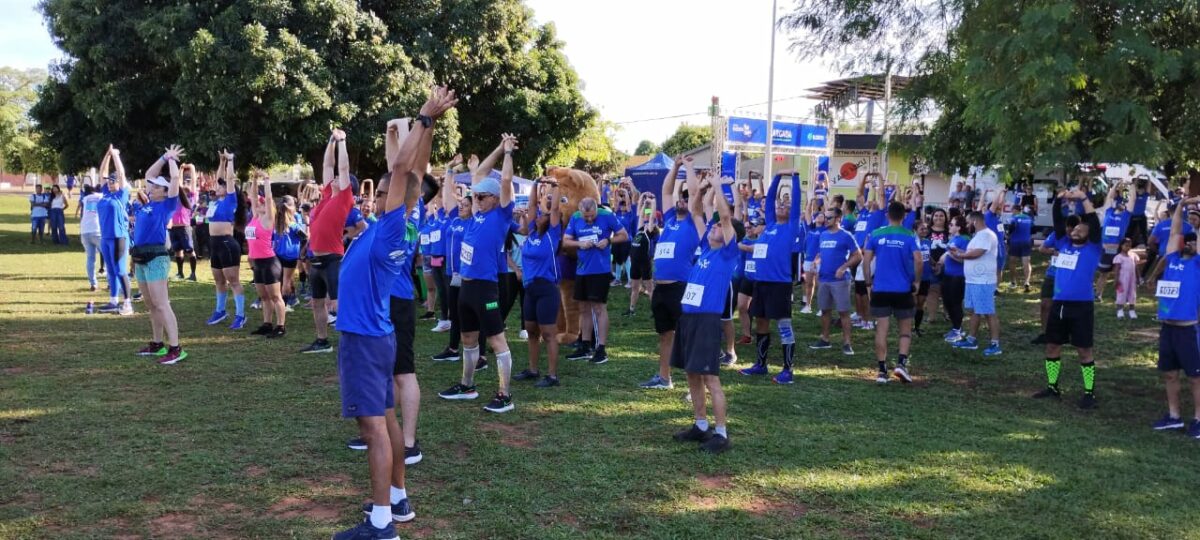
[148,176,170,188]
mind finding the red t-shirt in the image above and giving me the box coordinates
[309,183,355,255]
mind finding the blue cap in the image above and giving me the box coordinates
[474,178,501,198]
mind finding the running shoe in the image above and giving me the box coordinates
[639,374,673,389]
[251,322,274,336]
[610,278,621,287]
[799,304,813,314]
[1188,420,1200,439]
[875,371,889,384]
[1116,309,1125,320]
[720,352,737,366]
[118,302,134,316]
[229,315,247,330]
[624,282,632,289]
[1077,392,1098,410]
[132,292,142,302]
[187,274,197,282]
[483,393,514,413]
[361,499,416,523]
[1032,386,1061,400]
[739,364,768,376]
[1129,310,1138,320]
[347,437,367,450]
[699,434,731,454]
[566,345,593,361]
[136,342,167,356]
[250,299,262,310]
[404,442,423,465]
[772,369,794,385]
[419,311,436,321]
[513,369,540,381]
[330,520,398,540]
[438,383,479,400]
[809,339,832,350]
[85,302,95,314]
[206,310,227,325]
[1152,414,1185,431]
[267,326,287,339]
[842,344,855,356]
[893,365,912,384]
[475,358,489,372]
[430,320,451,333]
[157,347,187,365]
[673,424,714,442]
[431,347,459,361]
[300,339,333,354]
[952,336,979,350]
[535,375,560,388]
[89,284,97,292]
[943,328,963,342]
[622,308,636,317]
[589,347,608,365]
[983,342,1003,356]
[327,311,338,325]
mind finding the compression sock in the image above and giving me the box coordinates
[462,347,479,387]
[877,360,887,374]
[176,256,184,276]
[188,255,196,275]
[1081,362,1096,394]
[1045,358,1061,388]
[755,333,770,366]
[914,309,925,330]
[234,294,245,317]
[496,350,513,395]
[216,291,228,312]
[777,319,796,370]
[898,353,908,367]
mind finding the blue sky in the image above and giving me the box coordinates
[0,0,837,153]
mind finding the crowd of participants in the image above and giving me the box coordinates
[51,83,1200,538]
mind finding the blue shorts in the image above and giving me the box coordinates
[522,279,560,326]
[1159,324,1200,377]
[135,255,171,283]
[964,283,997,315]
[996,244,1008,270]
[338,331,396,418]
[1008,242,1032,258]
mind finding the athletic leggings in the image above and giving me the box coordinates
[101,237,131,300]
[432,266,449,320]
[499,272,524,322]
[941,275,966,330]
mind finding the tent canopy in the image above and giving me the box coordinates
[624,153,686,210]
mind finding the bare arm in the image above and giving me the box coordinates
[473,141,506,184]
[111,148,128,191]
[661,156,683,209]
[336,136,350,192]
[167,157,181,199]
[549,185,561,229]
[321,138,336,187]
[500,134,516,207]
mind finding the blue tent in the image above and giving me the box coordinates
[624,153,685,210]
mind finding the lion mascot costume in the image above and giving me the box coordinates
[545,167,601,344]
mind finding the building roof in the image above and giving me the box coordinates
[805,75,913,109]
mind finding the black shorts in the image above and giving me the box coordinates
[750,281,793,320]
[651,281,686,334]
[309,253,342,300]
[1098,251,1116,273]
[1040,276,1056,299]
[737,277,755,297]
[169,227,193,253]
[869,291,916,319]
[1047,301,1094,348]
[459,279,505,338]
[670,313,722,375]
[1159,324,1200,377]
[389,297,416,375]
[251,257,281,285]
[278,257,298,270]
[522,279,560,326]
[918,280,931,297]
[854,280,869,295]
[611,242,631,265]
[209,235,242,270]
[722,281,735,321]
[630,254,653,280]
[574,273,612,303]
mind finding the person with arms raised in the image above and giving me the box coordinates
[130,145,189,364]
[299,130,358,353]
[1150,197,1200,438]
[203,150,248,330]
[96,146,135,316]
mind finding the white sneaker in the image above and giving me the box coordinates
[624,282,632,289]
[431,320,451,333]
[118,302,134,316]
[850,312,862,323]
[1116,309,1125,319]
[518,329,529,340]
[1129,310,1138,320]
[799,305,813,314]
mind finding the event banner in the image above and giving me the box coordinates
[726,117,828,150]
[829,150,882,188]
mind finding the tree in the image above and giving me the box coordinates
[634,140,660,155]
[782,0,1200,174]
[0,67,48,176]
[547,119,626,176]
[660,124,712,157]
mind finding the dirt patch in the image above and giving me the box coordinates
[2,366,26,375]
[243,465,268,478]
[744,497,808,518]
[695,473,733,490]
[1130,327,1160,342]
[409,517,454,539]
[148,513,200,537]
[480,422,538,449]
[96,517,141,539]
[189,495,242,514]
[269,496,341,521]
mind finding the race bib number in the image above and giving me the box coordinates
[855,221,867,232]
[745,261,757,273]
[245,226,256,240]
[681,283,705,307]
[1104,246,1118,255]
[655,242,676,260]
[1157,280,1181,299]
[461,243,474,266]
[1049,255,1057,268]
[753,244,768,259]
[1056,252,1078,270]
[420,234,430,245]
[579,234,598,245]
[1104,226,1120,238]
[430,229,442,243]
[205,206,217,218]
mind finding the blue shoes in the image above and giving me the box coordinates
[739,364,768,376]
[772,369,794,385]
[1152,414,1185,431]
[331,520,398,540]
[206,310,227,325]
[229,314,247,330]
[952,336,979,350]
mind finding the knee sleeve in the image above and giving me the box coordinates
[776,319,795,345]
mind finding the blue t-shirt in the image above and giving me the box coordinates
[918,236,935,281]
[653,211,700,282]
[345,207,365,229]
[445,216,468,276]
[985,210,1006,244]
[1052,237,1103,301]
[943,235,970,277]
[131,197,179,247]
[461,203,515,281]
[1152,219,1194,250]
[336,207,410,336]
[817,228,858,283]
[614,209,638,239]
[902,211,917,231]
[273,223,305,260]
[1043,232,1058,278]
[682,229,741,315]
[98,185,131,240]
[803,223,822,260]
[748,221,800,283]
[566,210,624,276]
[1101,209,1130,245]
[521,224,563,285]
[1009,213,1034,244]
[1157,253,1200,321]
[30,193,50,218]
[426,210,447,257]
[388,218,421,300]
[1133,192,1149,215]
[207,191,238,223]
[865,225,919,293]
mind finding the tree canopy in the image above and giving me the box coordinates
[0,67,51,175]
[660,124,712,158]
[634,140,660,156]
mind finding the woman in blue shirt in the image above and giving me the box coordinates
[273,197,307,309]
[96,146,135,315]
[204,151,248,330]
[937,215,971,342]
[515,180,564,388]
[131,145,189,365]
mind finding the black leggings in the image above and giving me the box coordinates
[499,272,524,322]
[432,266,449,320]
[447,283,461,350]
[941,275,966,330]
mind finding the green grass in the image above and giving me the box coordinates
[0,191,1193,539]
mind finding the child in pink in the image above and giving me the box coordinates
[1112,238,1139,319]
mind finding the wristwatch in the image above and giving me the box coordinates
[416,115,433,128]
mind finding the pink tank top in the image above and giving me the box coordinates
[245,216,275,259]
[170,191,196,227]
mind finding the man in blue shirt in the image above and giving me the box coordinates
[29,184,50,244]
[863,202,922,384]
[1033,189,1104,410]
[1095,182,1132,301]
[332,87,455,540]
[739,170,803,384]
[810,207,861,354]
[1150,197,1200,438]
[564,191,629,365]
[1006,205,1035,291]
[670,178,739,454]
[639,156,699,390]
